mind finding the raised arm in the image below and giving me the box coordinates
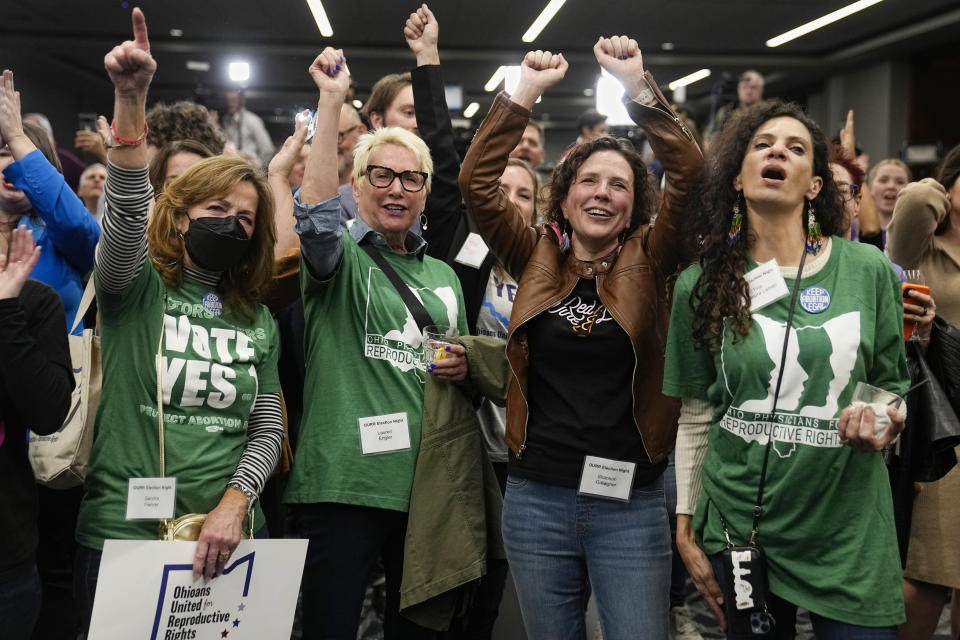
[593,36,702,279]
[94,7,157,294]
[838,110,881,240]
[458,50,567,278]
[0,71,100,273]
[405,4,464,261]
[294,48,351,280]
[0,227,73,435]
[105,8,153,172]
[268,117,309,257]
[0,70,38,164]
[886,178,951,268]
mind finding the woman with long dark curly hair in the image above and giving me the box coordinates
[664,100,909,639]
[459,37,701,639]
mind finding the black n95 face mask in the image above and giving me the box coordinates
[183,216,251,271]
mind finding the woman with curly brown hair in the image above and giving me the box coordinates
[74,11,282,633]
[459,36,701,639]
[664,100,910,639]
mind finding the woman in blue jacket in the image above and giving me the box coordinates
[0,69,101,334]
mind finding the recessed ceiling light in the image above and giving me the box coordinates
[305,0,334,37]
[228,61,250,83]
[766,0,884,47]
[463,102,480,118]
[661,42,674,51]
[169,28,183,37]
[522,0,566,43]
[186,60,210,72]
[668,69,711,91]
[583,88,594,97]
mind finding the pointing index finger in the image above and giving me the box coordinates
[132,7,150,51]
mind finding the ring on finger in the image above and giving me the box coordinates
[218,550,231,561]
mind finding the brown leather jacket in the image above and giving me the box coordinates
[458,74,702,464]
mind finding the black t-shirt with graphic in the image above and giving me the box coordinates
[510,278,665,489]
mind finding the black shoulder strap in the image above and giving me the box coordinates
[750,248,808,543]
[361,242,434,333]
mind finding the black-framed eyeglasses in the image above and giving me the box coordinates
[838,182,860,201]
[365,165,428,192]
[337,125,359,143]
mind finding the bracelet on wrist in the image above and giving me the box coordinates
[109,119,149,147]
[227,482,257,508]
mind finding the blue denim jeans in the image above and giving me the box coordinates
[0,563,42,640]
[707,555,897,640]
[502,474,671,640]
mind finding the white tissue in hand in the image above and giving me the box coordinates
[851,400,892,438]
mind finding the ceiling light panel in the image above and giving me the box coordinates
[766,0,884,47]
[668,69,711,91]
[305,0,334,37]
[522,0,567,43]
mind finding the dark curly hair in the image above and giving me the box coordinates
[690,100,845,349]
[146,101,226,154]
[545,136,656,238]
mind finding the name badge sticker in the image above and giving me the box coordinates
[359,412,412,455]
[799,286,831,313]
[577,455,637,502]
[126,477,176,520]
[453,233,490,269]
[745,259,790,312]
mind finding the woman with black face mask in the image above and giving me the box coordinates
[73,10,283,633]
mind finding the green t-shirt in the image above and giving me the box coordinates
[663,239,909,627]
[77,266,280,549]
[284,236,468,512]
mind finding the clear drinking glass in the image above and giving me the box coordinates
[422,324,459,363]
[851,381,904,437]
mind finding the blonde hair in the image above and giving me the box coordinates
[149,156,276,322]
[493,159,542,282]
[868,158,912,184]
[352,127,433,192]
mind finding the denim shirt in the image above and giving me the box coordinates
[292,190,427,281]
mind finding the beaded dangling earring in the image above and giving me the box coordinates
[727,192,744,244]
[560,219,571,252]
[805,200,823,254]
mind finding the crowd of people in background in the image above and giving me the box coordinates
[2,4,960,640]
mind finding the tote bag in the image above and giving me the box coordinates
[28,279,100,488]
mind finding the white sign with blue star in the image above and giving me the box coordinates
[88,539,308,639]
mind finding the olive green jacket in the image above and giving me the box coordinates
[399,335,509,630]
